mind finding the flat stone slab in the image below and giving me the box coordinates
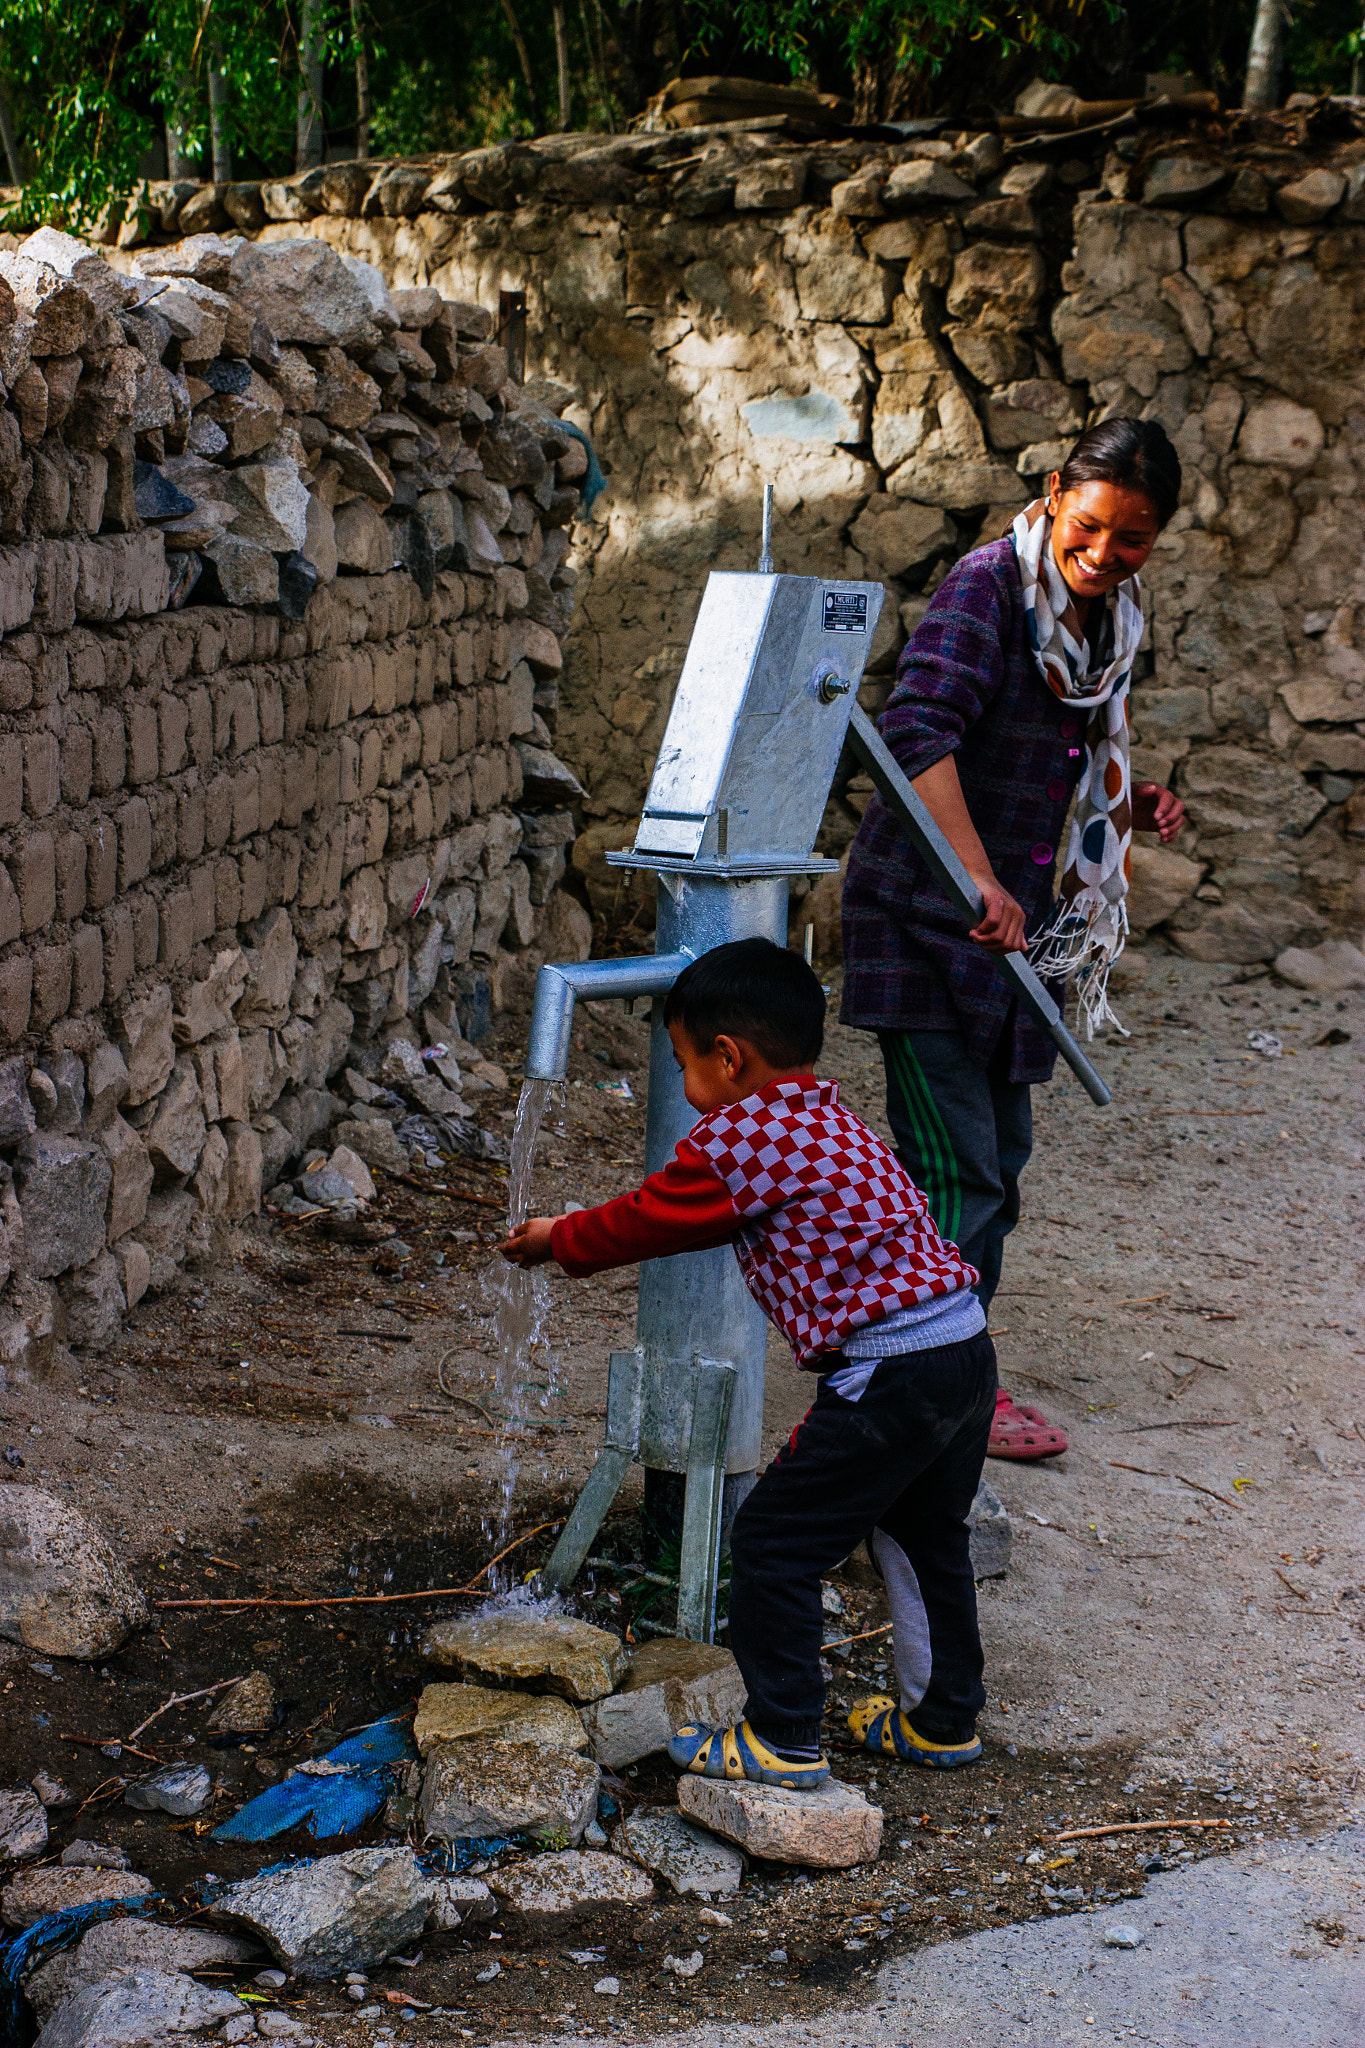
[616,1806,744,1896]
[419,1736,599,1846]
[583,1638,748,1769]
[677,1775,882,1869]
[420,1613,627,1703]
[210,1846,436,1979]
[1,1864,154,1926]
[415,1681,588,1755]
[489,1849,654,1917]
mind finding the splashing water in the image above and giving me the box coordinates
[480,1077,561,1581]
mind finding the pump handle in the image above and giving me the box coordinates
[847,707,1111,1108]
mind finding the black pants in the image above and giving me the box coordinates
[726,1331,997,1750]
[877,1027,1032,1314]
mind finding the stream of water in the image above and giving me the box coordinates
[478,1077,560,1584]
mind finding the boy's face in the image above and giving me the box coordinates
[667,1021,810,1113]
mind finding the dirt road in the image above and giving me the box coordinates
[1,945,1360,2042]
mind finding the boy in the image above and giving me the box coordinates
[500,938,997,1790]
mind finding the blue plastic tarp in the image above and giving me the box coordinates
[212,1713,415,1844]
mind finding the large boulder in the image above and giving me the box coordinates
[210,1847,436,1979]
[0,1485,148,1658]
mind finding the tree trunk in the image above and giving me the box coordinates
[552,0,571,130]
[208,43,232,182]
[1243,0,1289,109]
[499,0,544,131]
[350,0,370,157]
[0,74,24,186]
[296,0,326,170]
[166,71,197,180]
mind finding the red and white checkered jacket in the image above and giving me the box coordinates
[550,1076,977,1368]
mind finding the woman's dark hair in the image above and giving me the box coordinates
[1054,416,1183,530]
[663,937,824,1068]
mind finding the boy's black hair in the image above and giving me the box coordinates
[662,937,824,1067]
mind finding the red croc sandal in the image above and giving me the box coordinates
[988,1390,1068,1461]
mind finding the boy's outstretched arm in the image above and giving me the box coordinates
[498,1140,741,1274]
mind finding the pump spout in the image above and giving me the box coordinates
[525,950,695,1081]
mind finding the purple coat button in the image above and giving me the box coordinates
[1046,777,1067,801]
[1059,716,1079,737]
[1030,842,1054,866]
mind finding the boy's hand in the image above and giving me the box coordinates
[498,1217,558,1267]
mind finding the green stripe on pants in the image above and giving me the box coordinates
[886,1033,962,1247]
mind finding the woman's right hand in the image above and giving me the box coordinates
[968,875,1027,954]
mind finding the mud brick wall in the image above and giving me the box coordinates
[132,119,1365,961]
[0,230,589,1369]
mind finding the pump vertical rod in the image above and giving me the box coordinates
[757,483,774,575]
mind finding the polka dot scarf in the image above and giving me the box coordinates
[1011,499,1143,1037]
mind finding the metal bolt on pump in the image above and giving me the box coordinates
[527,492,1110,1639]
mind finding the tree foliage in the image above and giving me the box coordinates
[6,0,1365,234]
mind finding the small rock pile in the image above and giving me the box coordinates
[410,1610,883,1908]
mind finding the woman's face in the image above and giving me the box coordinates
[1045,477,1161,602]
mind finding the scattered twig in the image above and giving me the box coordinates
[71,1775,130,1819]
[1275,1568,1312,1602]
[1119,1295,1168,1306]
[822,1622,893,1650]
[1119,1419,1238,1434]
[1150,1108,1265,1117]
[127,1676,244,1743]
[1003,1368,1069,1394]
[157,1517,565,1611]
[1052,1818,1234,1843]
[336,1328,412,1344]
[1174,1351,1232,1372]
[1107,1460,1242,1509]
[60,1733,161,1763]
[207,1556,242,1573]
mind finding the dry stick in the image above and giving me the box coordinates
[1107,1460,1242,1510]
[61,1733,161,1763]
[822,1622,893,1650]
[1150,1107,1265,1116]
[1053,1818,1234,1843]
[207,1556,242,1573]
[1275,1568,1313,1602]
[156,1517,565,1612]
[1174,1351,1232,1372]
[127,1676,244,1743]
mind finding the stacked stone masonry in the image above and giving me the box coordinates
[127,115,1365,959]
[0,223,590,1360]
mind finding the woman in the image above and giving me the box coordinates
[841,418,1186,1460]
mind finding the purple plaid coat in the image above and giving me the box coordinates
[840,538,1089,1085]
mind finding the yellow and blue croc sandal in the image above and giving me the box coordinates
[667,1719,831,1790]
[846,1694,983,1768]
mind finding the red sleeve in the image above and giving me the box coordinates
[549,1138,740,1277]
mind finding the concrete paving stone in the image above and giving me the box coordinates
[489,1848,655,1917]
[420,1611,628,1703]
[676,1776,883,1870]
[419,1735,600,1846]
[615,1806,745,1896]
[414,1680,589,1755]
[583,1638,747,1768]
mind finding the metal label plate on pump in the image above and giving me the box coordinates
[620,571,884,872]
[823,590,867,633]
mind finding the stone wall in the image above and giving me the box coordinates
[0,226,589,1366]
[156,119,1365,962]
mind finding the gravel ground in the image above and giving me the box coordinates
[1,942,1360,2043]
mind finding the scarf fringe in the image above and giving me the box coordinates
[1028,898,1131,1041]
